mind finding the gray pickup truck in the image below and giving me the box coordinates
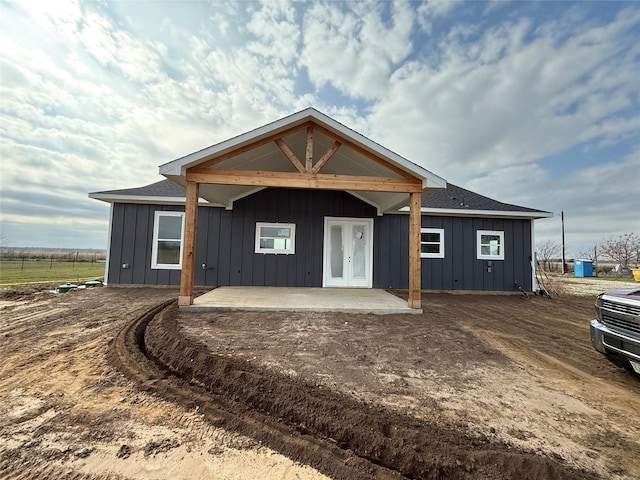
[590,288,640,377]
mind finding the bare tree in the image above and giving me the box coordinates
[536,240,561,272]
[0,234,6,248]
[599,233,640,269]
[577,246,599,263]
[576,246,599,275]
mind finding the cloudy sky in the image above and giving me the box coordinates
[1,0,638,256]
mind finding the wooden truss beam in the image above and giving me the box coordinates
[274,138,305,173]
[275,127,339,175]
[186,168,422,193]
[197,121,419,183]
[312,140,341,174]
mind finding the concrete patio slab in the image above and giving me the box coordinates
[181,287,422,314]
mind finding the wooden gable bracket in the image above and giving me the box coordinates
[196,121,409,182]
[274,138,305,173]
[274,125,342,175]
[186,122,422,192]
[312,139,341,174]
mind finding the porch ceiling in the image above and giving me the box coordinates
[160,108,446,211]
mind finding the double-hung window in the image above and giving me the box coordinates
[151,211,185,269]
[477,230,504,260]
[255,222,295,254]
[420,228,444,258]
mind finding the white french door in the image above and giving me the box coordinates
[323,217,373,288]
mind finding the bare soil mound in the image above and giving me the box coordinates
[114,302,601,480]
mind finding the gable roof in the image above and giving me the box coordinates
[90,179,551,219]
[158,107,446,212]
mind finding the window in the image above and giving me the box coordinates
[420,228,444,258]
[151,211,184,269]
[477,230,504,260]
[255,222,295,254]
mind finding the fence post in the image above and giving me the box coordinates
[22,256,25,270]
[50,254,53,270]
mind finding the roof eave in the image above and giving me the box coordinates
[88,192,220,207]
[397,206,553,219]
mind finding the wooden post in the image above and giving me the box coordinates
[408,191,422,309]
[561,210,566,274]
[179,181,199,306]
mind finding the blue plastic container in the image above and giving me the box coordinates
[574,259,593,277]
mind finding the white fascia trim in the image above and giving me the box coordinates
[396,207,553,219]
[88,193,221,207]
[531,220,537,292]
[158,108,447,188]
[103,203,113,285]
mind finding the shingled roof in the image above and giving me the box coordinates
[91,180,186,198]
[90,179,550,218]
[421,183,546,214]
[88,179,221,205]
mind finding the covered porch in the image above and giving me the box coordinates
[182,287,421,314]
[158,109,446,310]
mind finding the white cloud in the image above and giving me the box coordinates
[367,8,640,183]
[417,0,463,32]
[465,149,640,256]
[300,0,414,99]
[246,0,299,62]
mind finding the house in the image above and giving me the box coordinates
[89,108,551,308]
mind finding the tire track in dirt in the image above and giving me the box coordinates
[0,288,195,480]
[449,295,640,479]
[110,301,601,480]
[0,453,122,480]
[0,306,69,334]
[108,301,396,480]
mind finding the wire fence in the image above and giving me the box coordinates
[1,251,105,267]
[0,251,107,285]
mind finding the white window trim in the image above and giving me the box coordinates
[255,222,296,255]
[151,211,185,269]
[420,228,445,258]
[477,230,504,260]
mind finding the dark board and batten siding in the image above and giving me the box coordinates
[108,203,184,286]
[108,189,376,287]
[373,215,534,291]
[107,188,534,292]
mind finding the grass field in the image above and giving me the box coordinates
[0,259,105,286]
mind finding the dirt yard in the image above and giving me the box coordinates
[1,279,638,479]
